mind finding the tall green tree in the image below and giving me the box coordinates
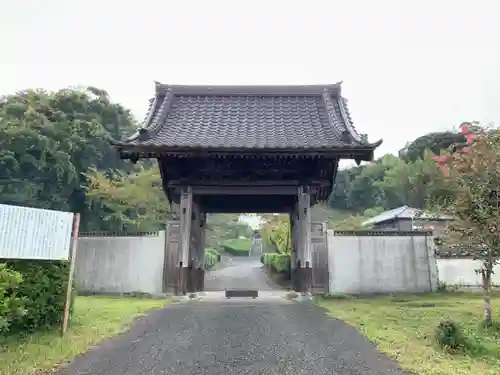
[0,87,138,229]
[399,131,466,163]
[261,214,290,253]
[378,151,450,209]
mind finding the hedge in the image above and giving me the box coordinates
[0,260,73,334]
[261,252,291,274]
[222,238,251,256]
[205,247,222,270]
[0,264,24,333]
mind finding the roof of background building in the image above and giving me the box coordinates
[362,205,452,227]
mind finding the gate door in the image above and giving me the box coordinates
[311,222,329,294]
[163,220,180,293]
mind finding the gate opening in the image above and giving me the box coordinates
[163,211,330,296]
[111,82,382,296]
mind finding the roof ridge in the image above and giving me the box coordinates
[393,205,410,218]
[337,96,365,144]
[322,89,346,140]
[144,88,174,135]
[154,81,344,96]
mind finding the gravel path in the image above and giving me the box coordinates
[53,299,409,375]
[205,254,279,291]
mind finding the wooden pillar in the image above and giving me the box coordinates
[199,212,206,292]
[178,186,193,295]
[297,186,312,295]
[188,199,202,294]
[290,201,298,292]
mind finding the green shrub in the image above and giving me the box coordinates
[262,252,277,267]
[206,247,221,262]
[435,319,464,350]
[273,254,290,273]
[204,247,222,269]
[0,263,26,333]
[222,238,251,256]
[204,252,217,269]
[5,260,73,333]
[261,252,290,273]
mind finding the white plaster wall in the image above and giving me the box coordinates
[437,259,500,287]
[327,233,436,294]
[74,231,166,295]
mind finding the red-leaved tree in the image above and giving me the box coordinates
[433,125,500,325]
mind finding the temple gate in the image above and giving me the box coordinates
[112,82,382,295]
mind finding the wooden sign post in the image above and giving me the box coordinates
[61,213,80,336]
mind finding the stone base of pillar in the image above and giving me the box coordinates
[176,267,190,296]
[187,266,197,294]
[185,267,205,293]
[301,265,313,295]
[291,268,298,292]
[294,266,312,294]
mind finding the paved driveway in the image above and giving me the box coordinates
[54,298,409,375]
[205,254,279,291]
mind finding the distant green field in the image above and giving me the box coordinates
[311,206,357,223]
[222,238,252,256]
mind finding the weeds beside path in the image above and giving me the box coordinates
[0,296,170,375]
[318,292,500,375]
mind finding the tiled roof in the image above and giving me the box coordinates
[114,82,382,154]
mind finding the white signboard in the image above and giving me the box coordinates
[0,204,74,260]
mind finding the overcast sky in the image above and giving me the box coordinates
[1,1,499,159]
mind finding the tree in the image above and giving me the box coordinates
[328,166,363,210]
[379,150,451,209]
[261,214,291,253]
[0,87,138,229]
[330,214,367,230]
[399,131,466,163]
[205,214,253,249]
[84,166,174,232]
[433,128,500,325]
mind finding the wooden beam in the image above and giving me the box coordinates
[168,180,330,187]
[172,186,319,196]
[298,186,312,264]
[118,146,376,160]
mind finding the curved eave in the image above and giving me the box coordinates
[335,96,383,150]
[110,134,382,156]
[110,141,382,152]
[109,142,382,164]
[367,138,384,149]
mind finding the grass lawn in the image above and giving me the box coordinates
[318,292,500,375]
[222,238,252,255]
[0,296,170,375]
